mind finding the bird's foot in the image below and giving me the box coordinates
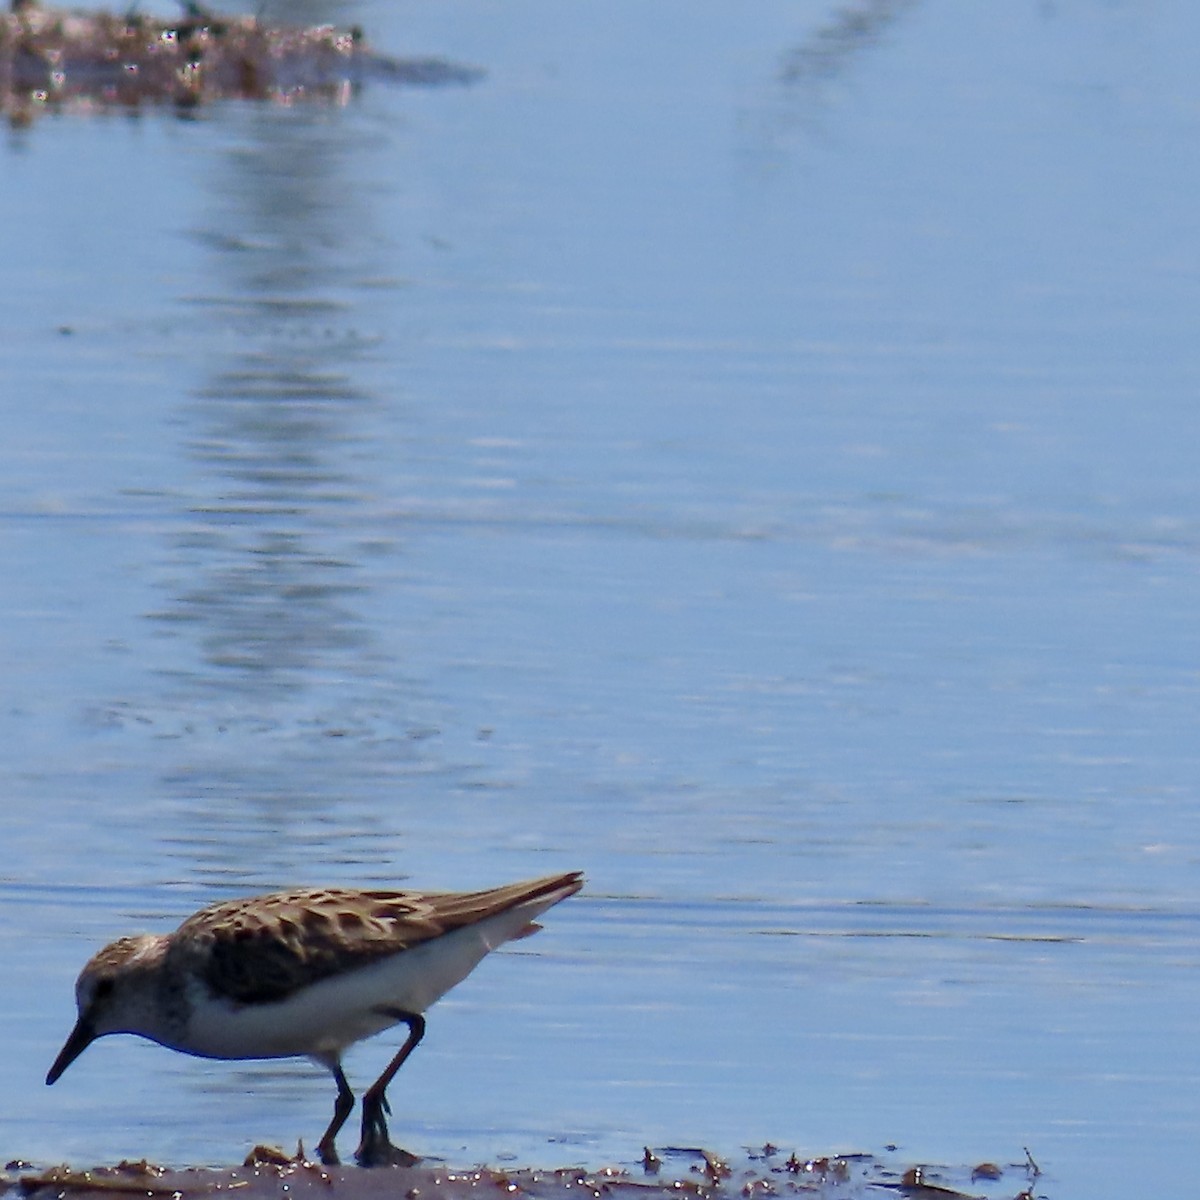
[355,1095,420,1168]
[355,1136,420,1168]
[316,1138,341,1167]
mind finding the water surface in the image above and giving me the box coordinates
[3,3,1200,1198]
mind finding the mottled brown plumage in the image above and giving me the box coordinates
[170,877,571,1006]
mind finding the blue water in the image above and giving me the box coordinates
[3,2,1200,1197]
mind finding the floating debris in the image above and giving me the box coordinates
[0,1,481,120]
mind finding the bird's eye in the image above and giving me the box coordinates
[93,977,115,1002]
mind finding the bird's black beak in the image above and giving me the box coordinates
[46,1015,97,1085]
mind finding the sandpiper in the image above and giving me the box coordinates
[46,870,583,1167]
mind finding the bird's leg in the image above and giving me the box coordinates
[316,1063,355,1167]
[355,1010,425,1168]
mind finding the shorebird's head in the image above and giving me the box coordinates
[46,934,165,1085]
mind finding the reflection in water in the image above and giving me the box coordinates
[173,301,374,689]
[148,98,425,885]
[134,2,494,890]
[741,0,921,169]
[779,0,919,85]
[161,112,382,703]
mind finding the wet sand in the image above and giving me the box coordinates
[4,1145,1038,1200]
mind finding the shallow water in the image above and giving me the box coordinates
[3,2,1200,1197]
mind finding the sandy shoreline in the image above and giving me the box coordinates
[3,1145,1035,1200]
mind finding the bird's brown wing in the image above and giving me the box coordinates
[168,871,582,1006]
